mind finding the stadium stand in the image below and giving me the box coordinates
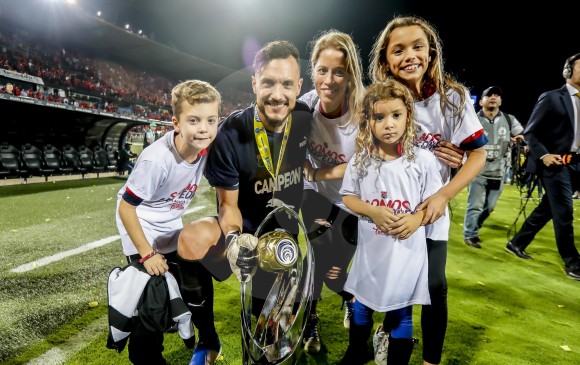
[0,142,26,179]
[104,144,119,172]
[61,144,82,175]
[42,144,71,175]
[20,143,55,178]
[78,145,96,175]
[0,5,254,185]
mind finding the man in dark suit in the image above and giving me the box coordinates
[506,53,580,281]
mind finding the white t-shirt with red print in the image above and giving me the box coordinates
[413,89,487,241]
[340,147,442,311]
[116,131,208,256]
[300,89,358,213]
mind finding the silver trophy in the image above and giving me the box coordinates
[240,200,314,364]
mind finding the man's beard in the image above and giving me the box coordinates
[258,103,289,130]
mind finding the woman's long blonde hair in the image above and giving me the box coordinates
[307,29,366,126]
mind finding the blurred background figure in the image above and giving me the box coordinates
[463,86,524,248]
[506,53,580,281]
[118,143,137,175]
[143,122,157,149]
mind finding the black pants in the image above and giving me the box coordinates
[177,251,230,351]
[125,251,180,365]
[511,165,580,268]
[422,239,448,364]
[301,189,357,302]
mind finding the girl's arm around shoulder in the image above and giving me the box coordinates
[416,146,485,225]
[443,146,486,198]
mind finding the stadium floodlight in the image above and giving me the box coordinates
[125,24,130,30]
[138,29,143,35]
[96,11,102,17]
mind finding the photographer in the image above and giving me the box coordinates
[463,86,524,248]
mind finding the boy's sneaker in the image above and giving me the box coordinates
[343,300,354,329]
[189,339,222,365]
[372,324,389,365]
[303,313,321,354]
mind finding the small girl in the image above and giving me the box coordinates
[338,79,443,364]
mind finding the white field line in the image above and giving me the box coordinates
[25,315,108,365]
[25,348,66,365]
[10,205,206,273]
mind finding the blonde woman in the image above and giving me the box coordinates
[298,29,366,354]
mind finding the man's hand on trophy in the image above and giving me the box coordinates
[226,231,258,282]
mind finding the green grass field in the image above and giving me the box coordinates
[0,177,578,364]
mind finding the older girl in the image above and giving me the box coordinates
[369,15,487,365]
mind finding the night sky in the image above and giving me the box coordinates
[20,0,580,123]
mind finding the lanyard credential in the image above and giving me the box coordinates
[253,106,292,179]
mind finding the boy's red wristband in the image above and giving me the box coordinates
[138,249,159,264]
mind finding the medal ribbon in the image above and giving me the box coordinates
[253,106,292,179]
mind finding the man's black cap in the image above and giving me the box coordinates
[482,86,502,98]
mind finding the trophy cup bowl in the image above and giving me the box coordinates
[257,229,299,273]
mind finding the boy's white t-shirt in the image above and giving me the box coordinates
[116,131,207,256]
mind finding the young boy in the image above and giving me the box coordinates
[115,79,221,365]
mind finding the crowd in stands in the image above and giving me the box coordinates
[0,25,254,122]
[0,22,256,183]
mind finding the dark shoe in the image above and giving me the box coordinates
[303,314,321,354]
[506,242,533,259]
[338,322,374,365]
[386,337,418,364]
[565,266,580,280]
[464,237,481,249]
